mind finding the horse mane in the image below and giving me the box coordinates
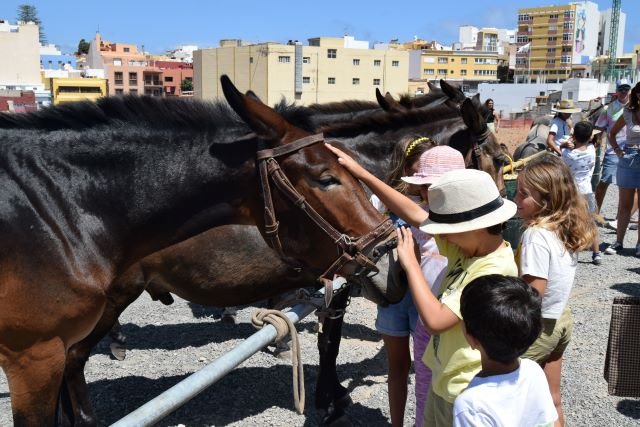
[0,95,247,132]
[306,99,379,114]
[319,103,461,138]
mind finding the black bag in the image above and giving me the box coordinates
[604,297,640,397]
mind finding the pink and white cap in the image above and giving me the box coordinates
[401,145,465,185]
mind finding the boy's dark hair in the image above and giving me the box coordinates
[460,274,542,364]
[573,120,594,143]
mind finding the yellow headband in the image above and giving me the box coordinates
[404,136,432,158]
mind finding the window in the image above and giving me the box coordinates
[115,89,124,95]
[353,58,360,66]
[549,25,558,31]
[129,72,138,85]
[474,57,497,64]
[518,14,531,21]
[327,49,337,58]
[547,59,556,64]
[517,36,530,43]
[451,58,455,62]
[302,76,310,84]
[278,56,291,63]
[423,68,435,75]
[562,34,571,41]
[461,58,467,64]
[561,56,572,63]
[303,56,310,64]
[547,48,556,53]
[113,58,122,66]
[114,72,123,85]
[437,69,448,74]
[460,69,467,76]
[549,14,559,19]
[250,57,253,63]
[352,78,360,85]
[328,77,336,84]
[129,89,138,96]
[124,47,130,52]
[563,22,573,30]
[374,59,381,66]
[164,76,173,82]
[373,78,381,86]
[438,57,448,64]
[392,60,399,67]
[548,36,558,42]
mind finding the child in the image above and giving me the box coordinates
[453,274,557,427]
[369,135,435,427]
[547,100,580,156]
[325,142,518,427]
[515,154,597,427]
[561,120,602,265]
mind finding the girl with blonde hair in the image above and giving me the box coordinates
[515,154,597,427]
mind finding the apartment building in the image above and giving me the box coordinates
[193,36,409,105]
[407,39,499,93]
[516,1,600,83]
[0,20,42,91]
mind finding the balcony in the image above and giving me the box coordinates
[144,79,162,87]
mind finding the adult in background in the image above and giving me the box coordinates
[604,81,640,256]
[484,99,500,134]
[547,100,580,156]
[594,79,638,230]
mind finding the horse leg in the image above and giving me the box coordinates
[61,267,147,426]
[315,286,351,425]
[3,337,66,426]
[108,320,127,361]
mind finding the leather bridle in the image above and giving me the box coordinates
[467,128,495,170]
[255,133,396,289]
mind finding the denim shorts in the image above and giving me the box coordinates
[600,153,618,184]
[616,146,640,189]
[375,289,418,337]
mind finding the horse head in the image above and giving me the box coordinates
[220,75,401,299]
[456,98,509,196]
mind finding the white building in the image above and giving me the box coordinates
[599,8,626,58]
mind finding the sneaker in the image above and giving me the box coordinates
[604,241,623,255]
[630,222,638,230]
[607,220,618,230]
[592,252,602,265]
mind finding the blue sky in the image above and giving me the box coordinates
[1,1,638,55]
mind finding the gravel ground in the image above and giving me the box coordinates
[1,186,640,426]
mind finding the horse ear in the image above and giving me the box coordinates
[440,79,465,102]
[461,98,485,134]
[375,88,391,110]
[245,90,263,104]
[221,75,288,139]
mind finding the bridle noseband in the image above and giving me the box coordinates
[467,128,494,170]
[255,133,395,286]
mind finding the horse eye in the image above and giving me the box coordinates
[318,175,340,187]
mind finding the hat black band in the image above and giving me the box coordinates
[428,196,504,224]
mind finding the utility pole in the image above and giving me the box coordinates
[606,0,622,81]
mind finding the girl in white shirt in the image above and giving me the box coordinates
[514,154,597,427]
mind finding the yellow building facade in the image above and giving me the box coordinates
[46,77,108,105]
[193,37,409,105]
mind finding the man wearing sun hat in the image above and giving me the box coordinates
[547,99,581,156]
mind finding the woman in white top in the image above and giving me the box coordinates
[606,82,640,256]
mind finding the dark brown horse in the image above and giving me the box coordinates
[0,76,400,426]
[77,87,508,424]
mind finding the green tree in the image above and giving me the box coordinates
[77,38,90,55]
[17,4,46,44]
[181,78,193,92]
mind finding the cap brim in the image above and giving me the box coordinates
[419,199,517,234]
[552,108,581,113]
[401,175,437,185]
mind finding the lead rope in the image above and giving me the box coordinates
[251,308,305,414]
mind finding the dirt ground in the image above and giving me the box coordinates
[495,123,531,156]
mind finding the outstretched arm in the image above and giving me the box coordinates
[325,143,428,227]
[396,227,459,334]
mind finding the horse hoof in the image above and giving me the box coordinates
[319,408,349,426]
[110,342,127,361]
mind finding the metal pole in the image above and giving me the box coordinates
[110,300,319,427]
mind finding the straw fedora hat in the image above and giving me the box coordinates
[420,169,516,234]
[401,146,465,185]
[552,99,581,113]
